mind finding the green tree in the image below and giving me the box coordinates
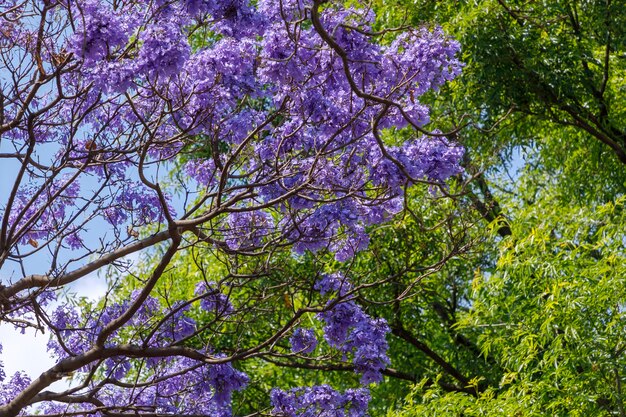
[377,0,626,163]
[391,192,626,416]
[371,1,626,415]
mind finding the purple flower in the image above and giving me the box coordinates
[103,182,176,227]
[104,358,132,380]
[316,275,391,385]
[270,385,370,417]
[65,229,85,250]
[0,372,31,405]
[195,282,234,316]
[290,328,317,354]
[70,0,129,63]
[138,23,190,79]
[224,210,274,250]
[0,344,4,383]
[314,274,351,296]
[206,360,250,405]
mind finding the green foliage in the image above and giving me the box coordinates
[392,195,626,416]
[373,1,626,415]
[375,0,626,200]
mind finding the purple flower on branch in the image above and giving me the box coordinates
[290,328,318,355]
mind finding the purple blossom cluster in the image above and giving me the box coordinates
[26,289,246,417]
[315,273,353,296]
[138,23,191,79]
[0,372,31,408]
[315,275,391,384]
[274,275,390,416]
[195,282,234,316]
[0,344,4,383]
[103,183,176,226]
[45,285,232,360]
[6,174,81,247]
[224,211,274,250]
[37,355,249,417]
[270,385,370,417]
[290,327,318,355]
[69,0,131,63]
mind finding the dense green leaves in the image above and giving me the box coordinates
[392,195,626,416]
[381,0,626,161]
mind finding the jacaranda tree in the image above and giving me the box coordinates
[0,0,464,415]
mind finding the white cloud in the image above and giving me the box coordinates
[0,325,71,391]
[0,241,146,393]
[0,270,109,392]
[0,324,51,377]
